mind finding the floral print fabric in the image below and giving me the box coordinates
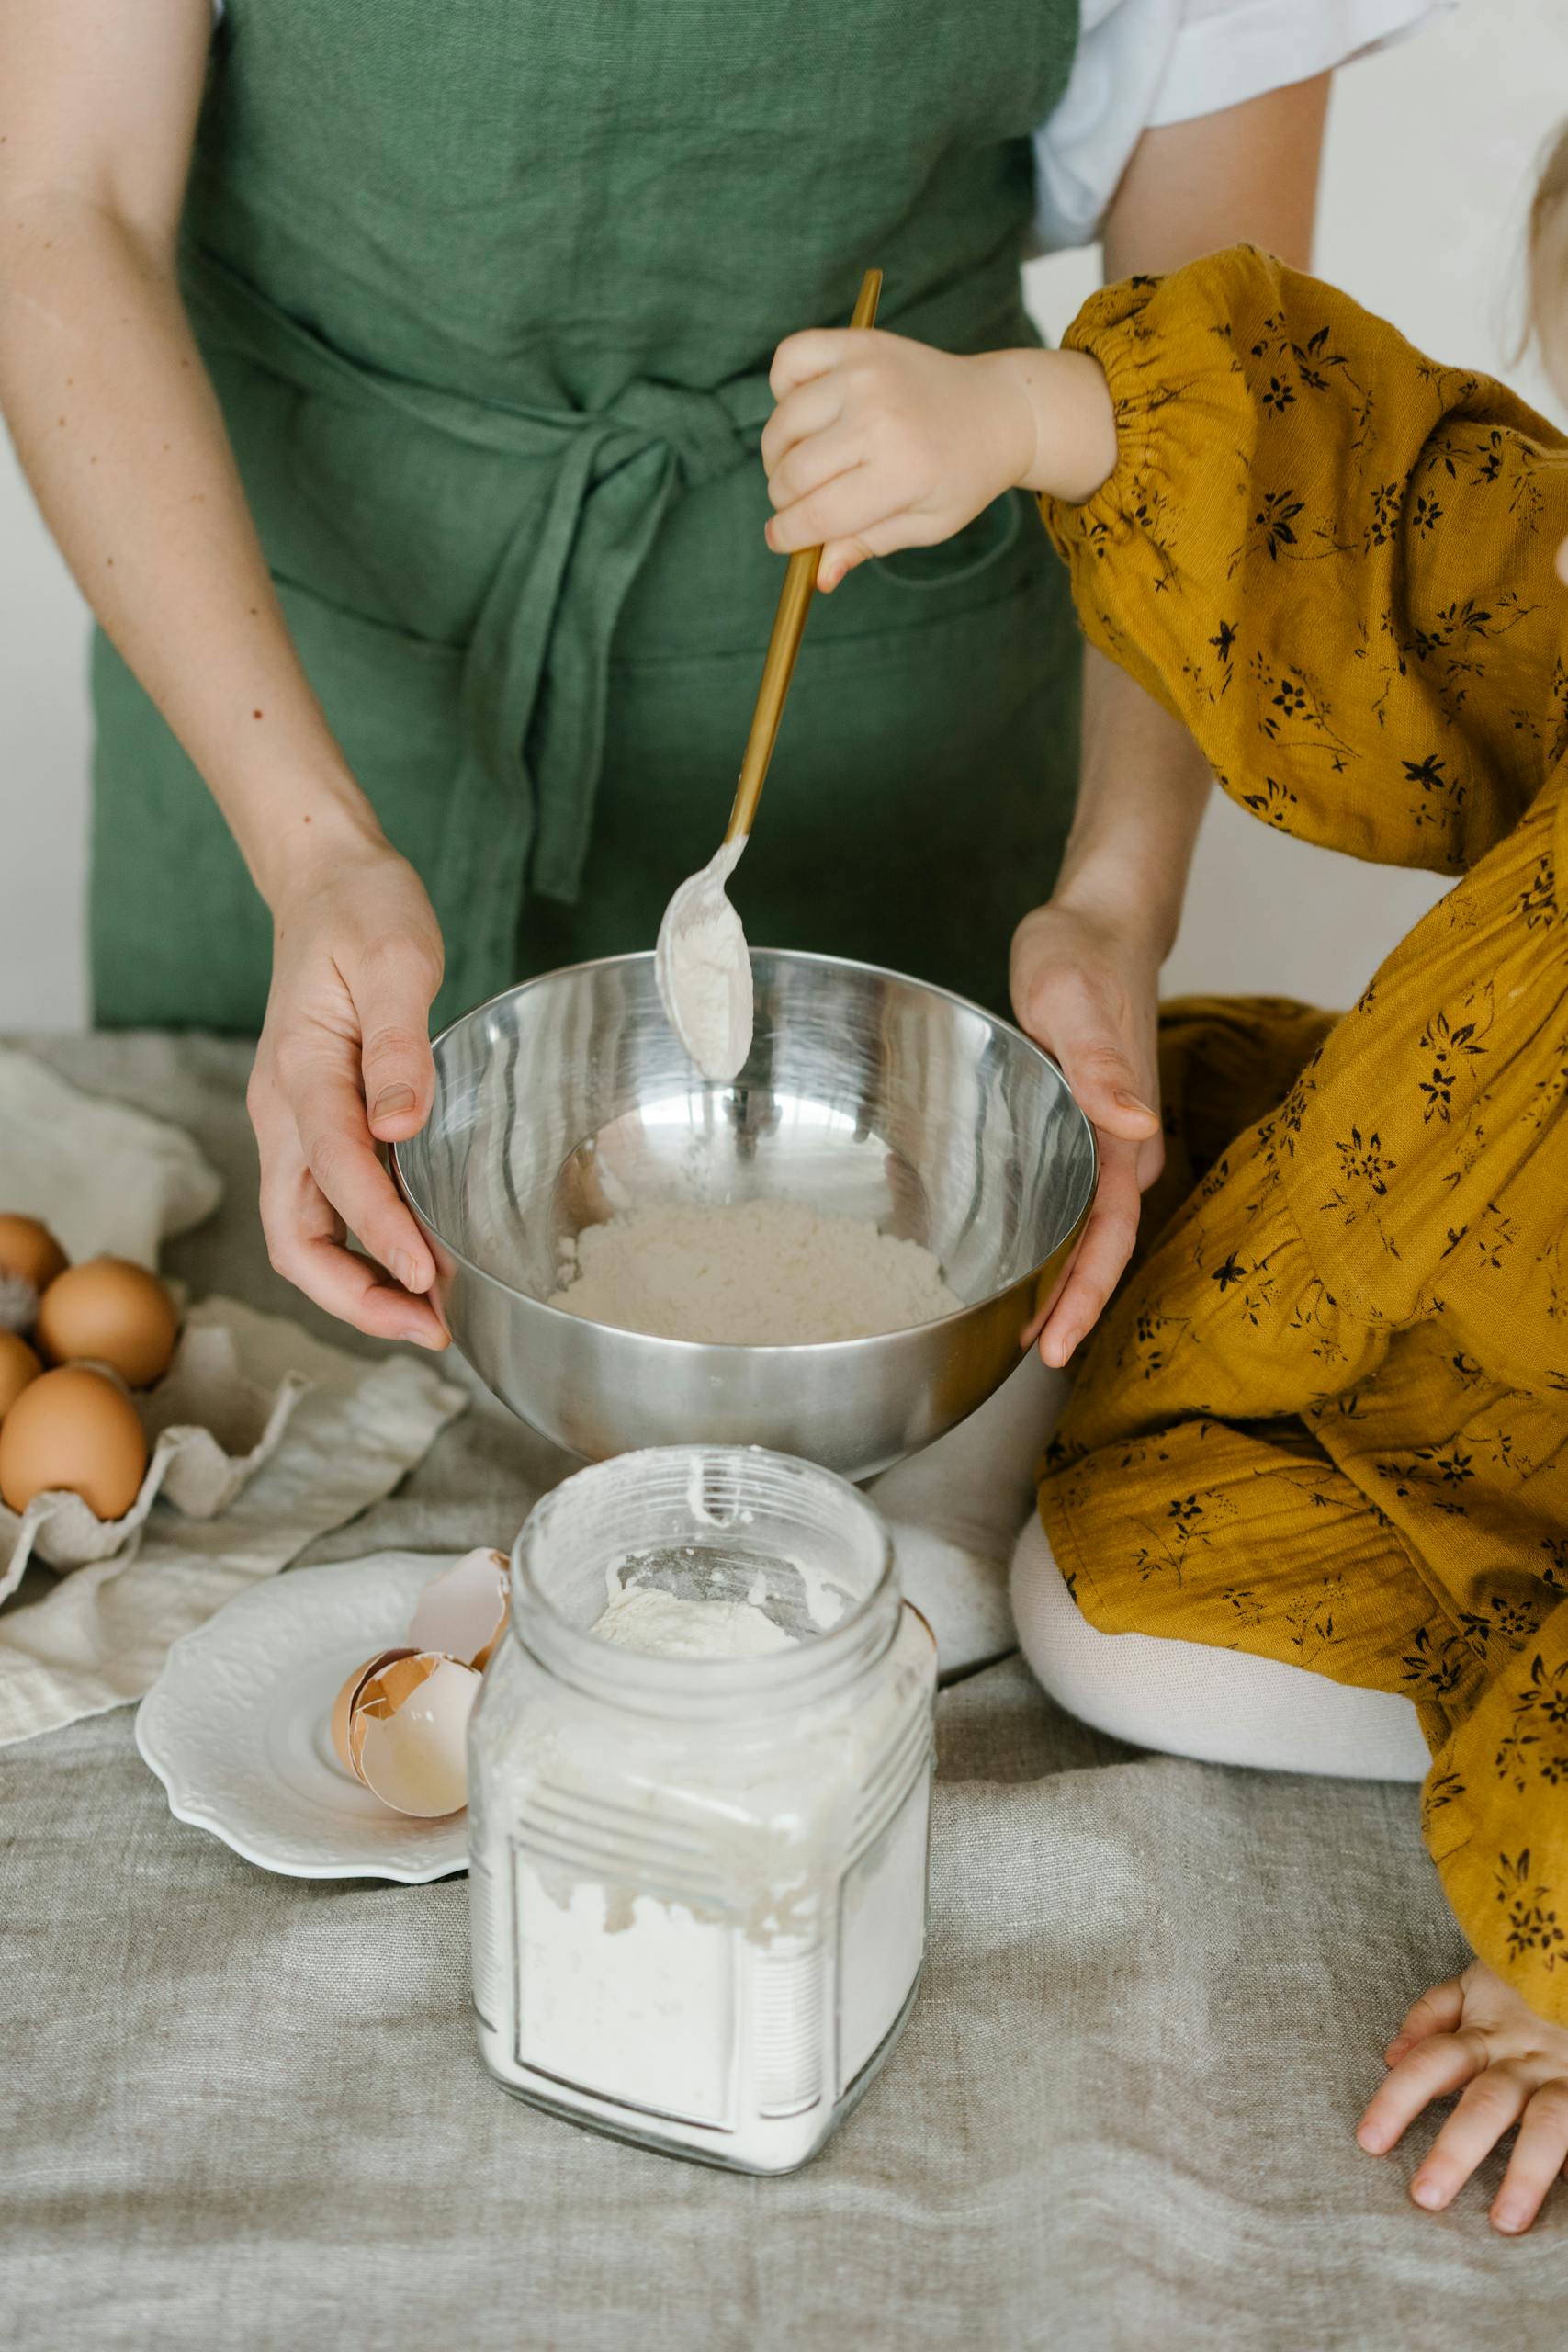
[1037,248,1568,2017]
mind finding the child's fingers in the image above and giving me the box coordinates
[760,377,844,477]
[818,535,883,591]
[1408,2066,1532,2211]
[769,326,860,400]
[1385,1975,1464,2065]
[819,515,931,592]
[1490,2082,1568,2233]
[767,467,914,557]
[765,424,863,514]
[1357,2030,1486,2154]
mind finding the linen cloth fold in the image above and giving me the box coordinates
[0,1041,221,1267]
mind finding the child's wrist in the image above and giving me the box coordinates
[1011,349,1117,505]
[966,351,1044,504]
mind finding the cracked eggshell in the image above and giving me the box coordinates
[345,1652,480,1818]
[330,1646,417,1776]
[406,1546,510,1670]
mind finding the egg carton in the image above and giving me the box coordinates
[0,1319,310,1604]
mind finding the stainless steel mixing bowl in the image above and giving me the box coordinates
[395,951,1096,1480]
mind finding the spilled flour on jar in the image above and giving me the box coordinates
[548,1198,963,1345]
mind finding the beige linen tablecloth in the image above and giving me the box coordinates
[4,1036,1562,2350]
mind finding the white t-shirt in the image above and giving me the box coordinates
[1034,0,1450,246]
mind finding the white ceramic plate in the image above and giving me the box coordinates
[135,1551,470,1883]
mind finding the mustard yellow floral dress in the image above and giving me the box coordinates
[1036,247,1568,2020]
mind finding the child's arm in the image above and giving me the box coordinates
[766,249,1568,879]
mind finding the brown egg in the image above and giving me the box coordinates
[0,1333,42,1423]
[0,1365,149,1521]
[0,1214,68,1295]
[36,1258,179,1388]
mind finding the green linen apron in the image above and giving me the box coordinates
[91,0,1082,1034]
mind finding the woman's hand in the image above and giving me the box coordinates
[1010,899,1164,1368]
[1358,1961,1568,2233]
[246,828,450,1350]
[761,333,1113,591]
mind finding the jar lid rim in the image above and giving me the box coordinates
[507,1444,897,1708]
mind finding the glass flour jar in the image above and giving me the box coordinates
[468,1444,937,2173]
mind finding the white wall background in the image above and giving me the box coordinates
[0,2,1563,1032]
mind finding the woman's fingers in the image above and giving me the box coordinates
[1134,1126,1167,1193]
[1010,910,1161,1146]
[289,1048,437,1298]
[1386,1975,1466,2066]
[1036,1136,1142,1368]
[250,1077,447,1348]
[1492,2082,1568,2234]
[249,843,449,1348]
[1357,2030,1489,2155]
[1036,1019,1159,1144]
[1407,2066,1531,2211]
[355,936,442,1144]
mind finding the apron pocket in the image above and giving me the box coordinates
[874,487,1024,593]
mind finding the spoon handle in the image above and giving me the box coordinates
[724,267,883,845]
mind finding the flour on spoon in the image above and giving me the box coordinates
[654,835,753,1081]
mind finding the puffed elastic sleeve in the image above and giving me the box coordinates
[1040,245,1568,876]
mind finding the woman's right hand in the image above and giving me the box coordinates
[246,827,450,1349]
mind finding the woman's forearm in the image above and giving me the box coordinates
[1053,651,1210,958]
[1050,74,1332,950]
[0,193,379,905]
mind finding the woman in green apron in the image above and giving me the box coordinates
[0,1,1334,1349]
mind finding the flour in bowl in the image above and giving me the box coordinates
[547,1198,963,1344]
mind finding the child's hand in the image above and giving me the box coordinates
[761,331,1031,590]
[761,333,1114,592]
[1357,1961,1568,2233]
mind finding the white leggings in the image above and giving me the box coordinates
[1009,1511,1430,1784]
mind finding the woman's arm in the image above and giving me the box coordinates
[1014,74,1330,1364]
[0,0,446,1347]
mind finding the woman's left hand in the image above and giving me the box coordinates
[1358,1961,1568,2233]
